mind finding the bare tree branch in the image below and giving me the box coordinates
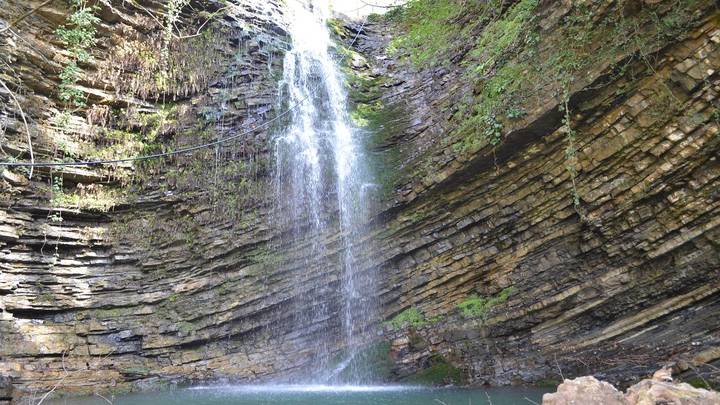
[0,0,56,34]
[36,349,68,405]
[95,392,114,404]
[0,77,34,178]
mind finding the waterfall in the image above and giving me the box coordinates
[273,0,375,383]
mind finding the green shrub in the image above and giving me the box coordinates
[55,0,99,108]
[385,307,428,330]
[457,287,515,319]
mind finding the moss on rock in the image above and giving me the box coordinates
[403,355,466,386]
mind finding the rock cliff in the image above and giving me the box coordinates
[0,0,719,401]
[349,0,720,388]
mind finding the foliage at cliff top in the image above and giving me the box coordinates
[384,0,712,166]
[385,0,464,66]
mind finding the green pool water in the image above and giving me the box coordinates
[47,385,550,405]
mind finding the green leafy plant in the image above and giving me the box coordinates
[481,114,504,146]
[385,307,428,330]
[48,213,64,223]
[506,106,526,120]
[55,0,99,108]
[51,175,64,195]
[457,287,515,319]
[710,107,720,124]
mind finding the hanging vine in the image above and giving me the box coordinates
[157,0,191,90]
[560,86,588,223]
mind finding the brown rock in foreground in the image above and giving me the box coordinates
[625,379,720,405]
[543,376,626,405]
[543,373,720,405]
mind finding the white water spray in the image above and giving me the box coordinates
[273,0,375,383]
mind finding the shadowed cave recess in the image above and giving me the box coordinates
[0,0,719,402]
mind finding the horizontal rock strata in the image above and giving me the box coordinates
[0,0,718,400]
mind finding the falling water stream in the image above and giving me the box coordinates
[273,0,374,383]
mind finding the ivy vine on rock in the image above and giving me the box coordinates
[56,0,99,108]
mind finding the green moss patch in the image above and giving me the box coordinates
[385,308,428,330]
[685,377,720,391]
[331,340,394,382]
[404,355,466,386]
[457,287,515,320]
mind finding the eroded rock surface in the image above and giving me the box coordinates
[543,376,626,405]
[344,0,720,388]
[0,0,719,400]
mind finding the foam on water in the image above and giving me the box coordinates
[47,384,551,404]
[188,384,421,393]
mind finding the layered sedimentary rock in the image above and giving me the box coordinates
[350,0,720,388]
[0,0,719,400]
[0,0,322,398]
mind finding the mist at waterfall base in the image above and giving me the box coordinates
[47,385,550,405]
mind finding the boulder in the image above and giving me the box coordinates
[1,169,28,187]
[542,376,626,405]
[542,371,720,405]
[625,379,720,405]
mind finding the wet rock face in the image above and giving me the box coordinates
[0,0,719,399]
[0,376,11,404]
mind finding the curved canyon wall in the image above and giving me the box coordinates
[0,0,719,400]
[350,0,720,388]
